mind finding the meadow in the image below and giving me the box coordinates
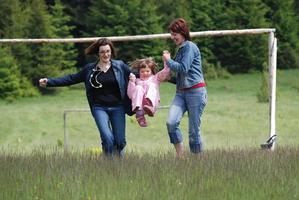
[0,147,299,199]
[0,69,298,152]
[0,69,299,199]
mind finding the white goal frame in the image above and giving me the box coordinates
[0,28,277,151]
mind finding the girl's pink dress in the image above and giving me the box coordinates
[127,64,170,113]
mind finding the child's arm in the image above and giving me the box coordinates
[127,73,137,99]
[157,62,171,82]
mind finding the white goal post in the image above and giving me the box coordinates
[0,28,277,151]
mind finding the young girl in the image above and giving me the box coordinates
[127,57,170,127]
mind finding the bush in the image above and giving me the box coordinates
[257,70,269,103]
[0,47,39,101]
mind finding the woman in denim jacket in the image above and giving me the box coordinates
[39,38,133,157]
[162,18,207,156]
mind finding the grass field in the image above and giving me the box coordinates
[1,147,298,199]
[0,69,298,153]
[0,69,299,199]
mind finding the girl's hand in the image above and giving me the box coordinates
[39,78,48,88]
[129,73,136,82]
[162,50,171,62]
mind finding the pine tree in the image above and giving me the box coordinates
[190,0,220,79]
[85,0,165,63]
[0,46,38,100]
[18,0,77,86]
[0,0,39,99]
[121,0,165,62]
[263,0,299,69]
[210,0,270,73]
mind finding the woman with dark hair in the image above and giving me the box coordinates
[162,18,207,156]
[39,38,133,157]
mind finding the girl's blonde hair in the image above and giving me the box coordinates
[129,57,158,75]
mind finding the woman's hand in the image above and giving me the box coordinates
[162,50,171,62]
[129,73,136,82]
[39,78,48,88]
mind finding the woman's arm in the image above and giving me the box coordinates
[156,62,170,82]
[164,45,194,73]
[40,64,89,87]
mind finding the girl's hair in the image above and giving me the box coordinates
[129,57,158,75]
[84,38,116,58]
[168,18,191,41]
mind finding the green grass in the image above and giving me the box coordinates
[0,147,298,199]
[0,69,299,153]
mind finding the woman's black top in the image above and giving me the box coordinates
[90,67,122,106]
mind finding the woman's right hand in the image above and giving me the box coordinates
[39,78,48,88]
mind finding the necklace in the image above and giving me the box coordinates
[89,70,103,88]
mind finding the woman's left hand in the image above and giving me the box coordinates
[162,50,171,62]
[129,73,136,82]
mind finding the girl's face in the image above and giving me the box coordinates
[170,31,185,46]
[139,67,152,80]
[98,45,111,63]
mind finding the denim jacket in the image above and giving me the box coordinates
[47,60,133,116]
[166,41,205,89]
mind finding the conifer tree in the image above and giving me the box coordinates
[0,0,39,99]
[263,0,299,69]
[211,0,270,73]
[0,46,38,100]
[23,0,77,86]
[85,0,165,63]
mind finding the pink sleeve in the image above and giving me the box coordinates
[157,62,170,82]
[127,80,136,99]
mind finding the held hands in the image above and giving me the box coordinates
[39,78,48,88]
[162,50,171,62]
[129,73,136,82]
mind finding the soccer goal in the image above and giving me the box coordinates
[0,28,277,151]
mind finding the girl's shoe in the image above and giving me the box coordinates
[136,114,148,127]
[143,105,154,117]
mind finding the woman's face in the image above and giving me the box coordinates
[139,67,152,80]
[170,31,185,46]
[99,45,111,63]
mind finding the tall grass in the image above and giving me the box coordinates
[1,146,298,199]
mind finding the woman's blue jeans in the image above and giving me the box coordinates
[166,87,207,153]
[92,105,126,156]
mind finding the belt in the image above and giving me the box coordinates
[180,82,206,91]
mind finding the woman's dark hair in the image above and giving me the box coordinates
[168,18,191,41]
[85,38,116,58]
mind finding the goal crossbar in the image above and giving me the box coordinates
[0,28,275,44]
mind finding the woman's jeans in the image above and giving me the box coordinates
[166,87,207,153]
[92,105,126,156]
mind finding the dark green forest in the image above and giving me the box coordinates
[0,0,298,100]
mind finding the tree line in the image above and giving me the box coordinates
[0,0,298,100]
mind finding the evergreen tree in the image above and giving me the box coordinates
[85,0,165,63]
[156,0,193,57]
[210,0,270,73]
[121,0,165,62]
[156,0,192,29]
[59,0,92,67]
[190,0,220,78]
[0,0,39,99]
[0,46,38,100]
[17,0,77,86]
[48,0,77,73]
[263,0,299,69]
